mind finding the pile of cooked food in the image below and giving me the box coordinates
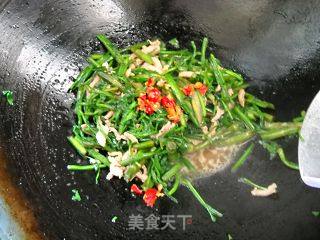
[67,35,303,221]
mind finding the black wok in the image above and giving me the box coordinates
[0,0,320,239]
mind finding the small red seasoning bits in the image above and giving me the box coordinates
[161,96,175,108]
[143,188,158,207]
[131,184,164,207]
[182,82,208,96]
[194,82,208,95]
[146,87,161,103]
[131,184,143,195]
[137,77,184,123]
[137,78,162,115]
[161,95,182,123]
[182,84,194,96]
[145,77,155,87]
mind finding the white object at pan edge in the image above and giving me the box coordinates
[299,90,320,188]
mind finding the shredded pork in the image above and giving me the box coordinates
[251,183,277,197]
[127,40,167,75]
[134,58,143,67]
[178,71,195,78]
[141,62,163,74]
[89,75,101,89]
[135,165,148,182]
[157,79,166,87]
[156,184,165,197]
[153,121,176,138]
[125,63,136,77]
[238,89,246,107]
[211,106,225,123]
[141,40,161,55]
[104,111,114,121]
[86,75,101,97]
[201,126,209,134]
[106,152,126,180]
[102,111,139,143]
[152,56,163,70]
[123,132,139,143]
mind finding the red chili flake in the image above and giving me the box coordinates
[167,105,182,123]
[139,94,147,101]
[137,94,147,111]
[146,78,155,87]
[194,82,208,95]
[161,96,175,108]
[198,85,208,95]
[131,184,143,195]
[143,188,158,207]
[145,102,155,115]
[182,84,194,96]
[147,87,161,103]
[137,92,156,115]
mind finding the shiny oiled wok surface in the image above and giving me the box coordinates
[0,0,320,239]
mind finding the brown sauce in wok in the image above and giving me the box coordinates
[186,145,239,177]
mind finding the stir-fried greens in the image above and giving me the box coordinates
[67,35,302,221]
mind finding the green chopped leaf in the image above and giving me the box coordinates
[227,234,233,240]
[111,216,118,223]
[71,189,82,202]
[2,90,13,105]
[312,211,320,217]
[168,38,180,48]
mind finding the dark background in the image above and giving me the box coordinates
[0,0,320,239]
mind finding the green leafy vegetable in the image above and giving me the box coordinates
[111,216,118,222]
[168,38,180,48]
[312,211,320,217]
[183,179,222,222]
[71,189,82,202]
[277,148,299,170]
[2,90,13,105]
[231,143,254,172]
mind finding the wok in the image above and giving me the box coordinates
[0,0,320,239]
